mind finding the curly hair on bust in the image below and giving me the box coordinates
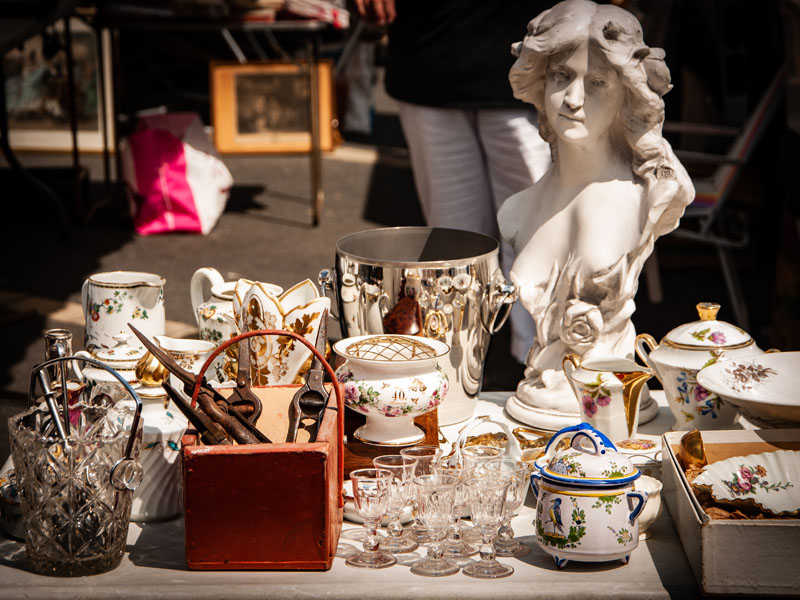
[508,0,690,203]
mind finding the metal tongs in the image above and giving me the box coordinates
[286,309,330,443]
[128,323,270,445]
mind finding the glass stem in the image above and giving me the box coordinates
[387,514,404,539]
[479,527,497,563]
[497,515,513,544]
[363,518,381,553]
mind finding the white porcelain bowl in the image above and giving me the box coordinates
[697,352,800,427]
[334,335,449,446]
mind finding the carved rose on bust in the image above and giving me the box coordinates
[559,300,603,352]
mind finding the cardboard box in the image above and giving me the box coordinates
[662,429,800,595]
[182,383,343,570]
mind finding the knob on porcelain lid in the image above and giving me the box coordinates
[93,334,144,368]
[663,302,753,349]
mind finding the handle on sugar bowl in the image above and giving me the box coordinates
[627,490,648,523]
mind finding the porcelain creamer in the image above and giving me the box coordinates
[530,423,647,569]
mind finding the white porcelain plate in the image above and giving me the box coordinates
[693,450,800,516]
[697,352,800,426]
[342,480,414,525]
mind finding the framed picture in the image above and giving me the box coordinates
[210,61,336,154]
[2,18,114,153]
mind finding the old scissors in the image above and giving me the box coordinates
[286,309,330,443]
[129,323,270,444]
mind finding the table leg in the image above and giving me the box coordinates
[306,36,323,226]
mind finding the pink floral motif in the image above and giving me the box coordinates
[739,466,753,480]
[709,332,727,344]
[582,395,597,417]
[694,384,710,403]
[343,381,360,403]
[738,479,752,492]
[596,395,612,407]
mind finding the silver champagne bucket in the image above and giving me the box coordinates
[320,227,517,425]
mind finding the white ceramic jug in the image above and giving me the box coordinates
[190,267,282,345]
[82,271,165,353]
[562,355,653,443]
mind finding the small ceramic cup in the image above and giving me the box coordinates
[635,475,663,540]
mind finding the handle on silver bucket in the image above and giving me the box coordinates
[484,275,518,335]
[30,356,143,491]
[317,268,340,320]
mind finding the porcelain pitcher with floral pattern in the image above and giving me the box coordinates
[563,355,653,443]
[82,271,166,354]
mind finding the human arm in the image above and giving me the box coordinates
[353,0,396,25]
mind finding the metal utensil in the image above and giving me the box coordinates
[129,323,270,444]
[162,382,231,446]
[286,309,330,443]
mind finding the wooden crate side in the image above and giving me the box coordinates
[184,444,331,569]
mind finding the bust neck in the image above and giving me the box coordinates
[555,137,629,189]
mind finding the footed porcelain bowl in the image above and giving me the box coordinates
[334,334,449,446]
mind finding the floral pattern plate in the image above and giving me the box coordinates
[692,450,800,516]
[696,352,800,426]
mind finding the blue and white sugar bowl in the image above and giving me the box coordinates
[530,423,648,569]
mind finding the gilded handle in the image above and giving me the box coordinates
[634,333,658,368]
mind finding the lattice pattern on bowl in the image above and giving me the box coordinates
[344,335,438,361]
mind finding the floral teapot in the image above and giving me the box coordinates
[530,423,648,569]
[190,268,282,345]
[635,302,764,430]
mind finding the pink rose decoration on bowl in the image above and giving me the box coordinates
[709,331,727,345]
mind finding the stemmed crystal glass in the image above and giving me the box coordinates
[460,445,503,543]
[346,468,397,569]
[463,474,514,579]
[399,445,442,543]
[410,474,460,577]
[373,455,418,553]
[482,457,532,557]
[434,459,478,558]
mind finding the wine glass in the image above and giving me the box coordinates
[459,445,503,543]
[463,475,514,579]
[373,454,418,553]
[346,468,396,569]
[410,474,460,577]
[482,457,532,557]
[433,459,478,558]
[400,445,442,543]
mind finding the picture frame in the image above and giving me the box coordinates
[210,60,335,154]
[2,18,114,153]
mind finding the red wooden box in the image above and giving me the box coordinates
[182,382,343,570]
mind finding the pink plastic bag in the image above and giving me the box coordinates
[122,112,233,235]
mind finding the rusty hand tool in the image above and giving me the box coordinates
[129,323,270,444]
[286,309,330,443]
[163,382,231,445]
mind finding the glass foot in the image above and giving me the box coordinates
[460,524,482,544]
[345,550,397,569]
[442,540,479,558]
[380,535,419,554]
[409,525,432,544]
[495,540,531,557]
[462,559,514,579]
[410,557,460,577]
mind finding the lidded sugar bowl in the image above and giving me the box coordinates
[530,423,648,569]
[635,302,764,430]
[333,334,449,446]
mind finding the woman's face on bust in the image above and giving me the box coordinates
[544,41,624,145]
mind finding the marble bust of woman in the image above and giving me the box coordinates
[498,0,694,429]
